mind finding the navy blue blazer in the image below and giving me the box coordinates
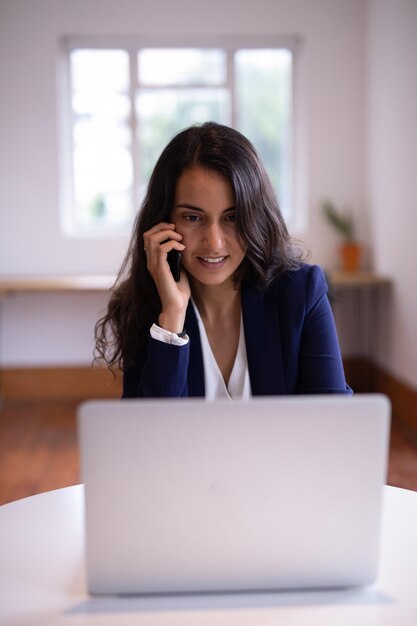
[122,264,351,398]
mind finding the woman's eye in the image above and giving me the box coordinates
[184,214,200,222]
[225,213,236,222]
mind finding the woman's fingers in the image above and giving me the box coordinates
[142,222,190,322]
[143,230,184,259]
[146,240,185,274]
[143,223,183,252]
[143,222,185,283]
[146,222,176,235]
[158,240,185,254]
[144,223,179,241]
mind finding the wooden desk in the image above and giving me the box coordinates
[0,271,390,395]
[326,270,391,289]
[0,274,116,295]
[0,276,117,402]
[0,272,389,293]
[1,485,417,625]
[325,270,392,390]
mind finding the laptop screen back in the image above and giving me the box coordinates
[78,394,390,595]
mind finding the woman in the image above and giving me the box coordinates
[95,122,351,398]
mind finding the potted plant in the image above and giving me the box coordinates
[322,200,361,272]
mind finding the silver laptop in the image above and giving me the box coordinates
[77,394,390,595]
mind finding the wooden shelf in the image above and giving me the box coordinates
[325,270,392,288]
[0,275,116,295]
[0,271,392,293]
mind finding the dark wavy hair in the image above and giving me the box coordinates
[95,122,304,372]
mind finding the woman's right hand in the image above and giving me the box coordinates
[143,222,191,334]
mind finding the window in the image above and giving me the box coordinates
[60,38,300,236]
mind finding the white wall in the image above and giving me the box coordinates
[0,0,368,366]
[367,0,417,390]
[1,292,109,365]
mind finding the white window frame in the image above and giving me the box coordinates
[58,34,306,239]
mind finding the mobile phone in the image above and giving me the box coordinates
[167,250,182,282]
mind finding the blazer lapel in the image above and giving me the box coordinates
[242,282,286,395]
[185,301,205,397]
[185,283,286,397]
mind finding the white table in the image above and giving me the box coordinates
[1,485,416,626]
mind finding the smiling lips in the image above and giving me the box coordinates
[197,255,228,268]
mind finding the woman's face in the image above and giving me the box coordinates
[170,166,246,288]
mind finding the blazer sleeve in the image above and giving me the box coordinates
[122,337,190,398]
[297,266,352,394]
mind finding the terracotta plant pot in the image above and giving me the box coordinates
[340,243,361,272]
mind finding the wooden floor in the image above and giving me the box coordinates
[0,400,80,505]
[1,399,417,506]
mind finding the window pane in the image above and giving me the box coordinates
[73,140,133,226]
[235,49,293,217]
[72,92,130,122]
[69,49,132,228]
[138,49,226,85]
[64,45,296,235]
[70,49,129,93]
[136,88,231,191]
[73,119,131,147]
[73,190,132,227]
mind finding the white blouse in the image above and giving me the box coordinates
[191,301,252,400]
[150,302,252,400]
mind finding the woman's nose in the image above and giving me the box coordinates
[203,222,224,250]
